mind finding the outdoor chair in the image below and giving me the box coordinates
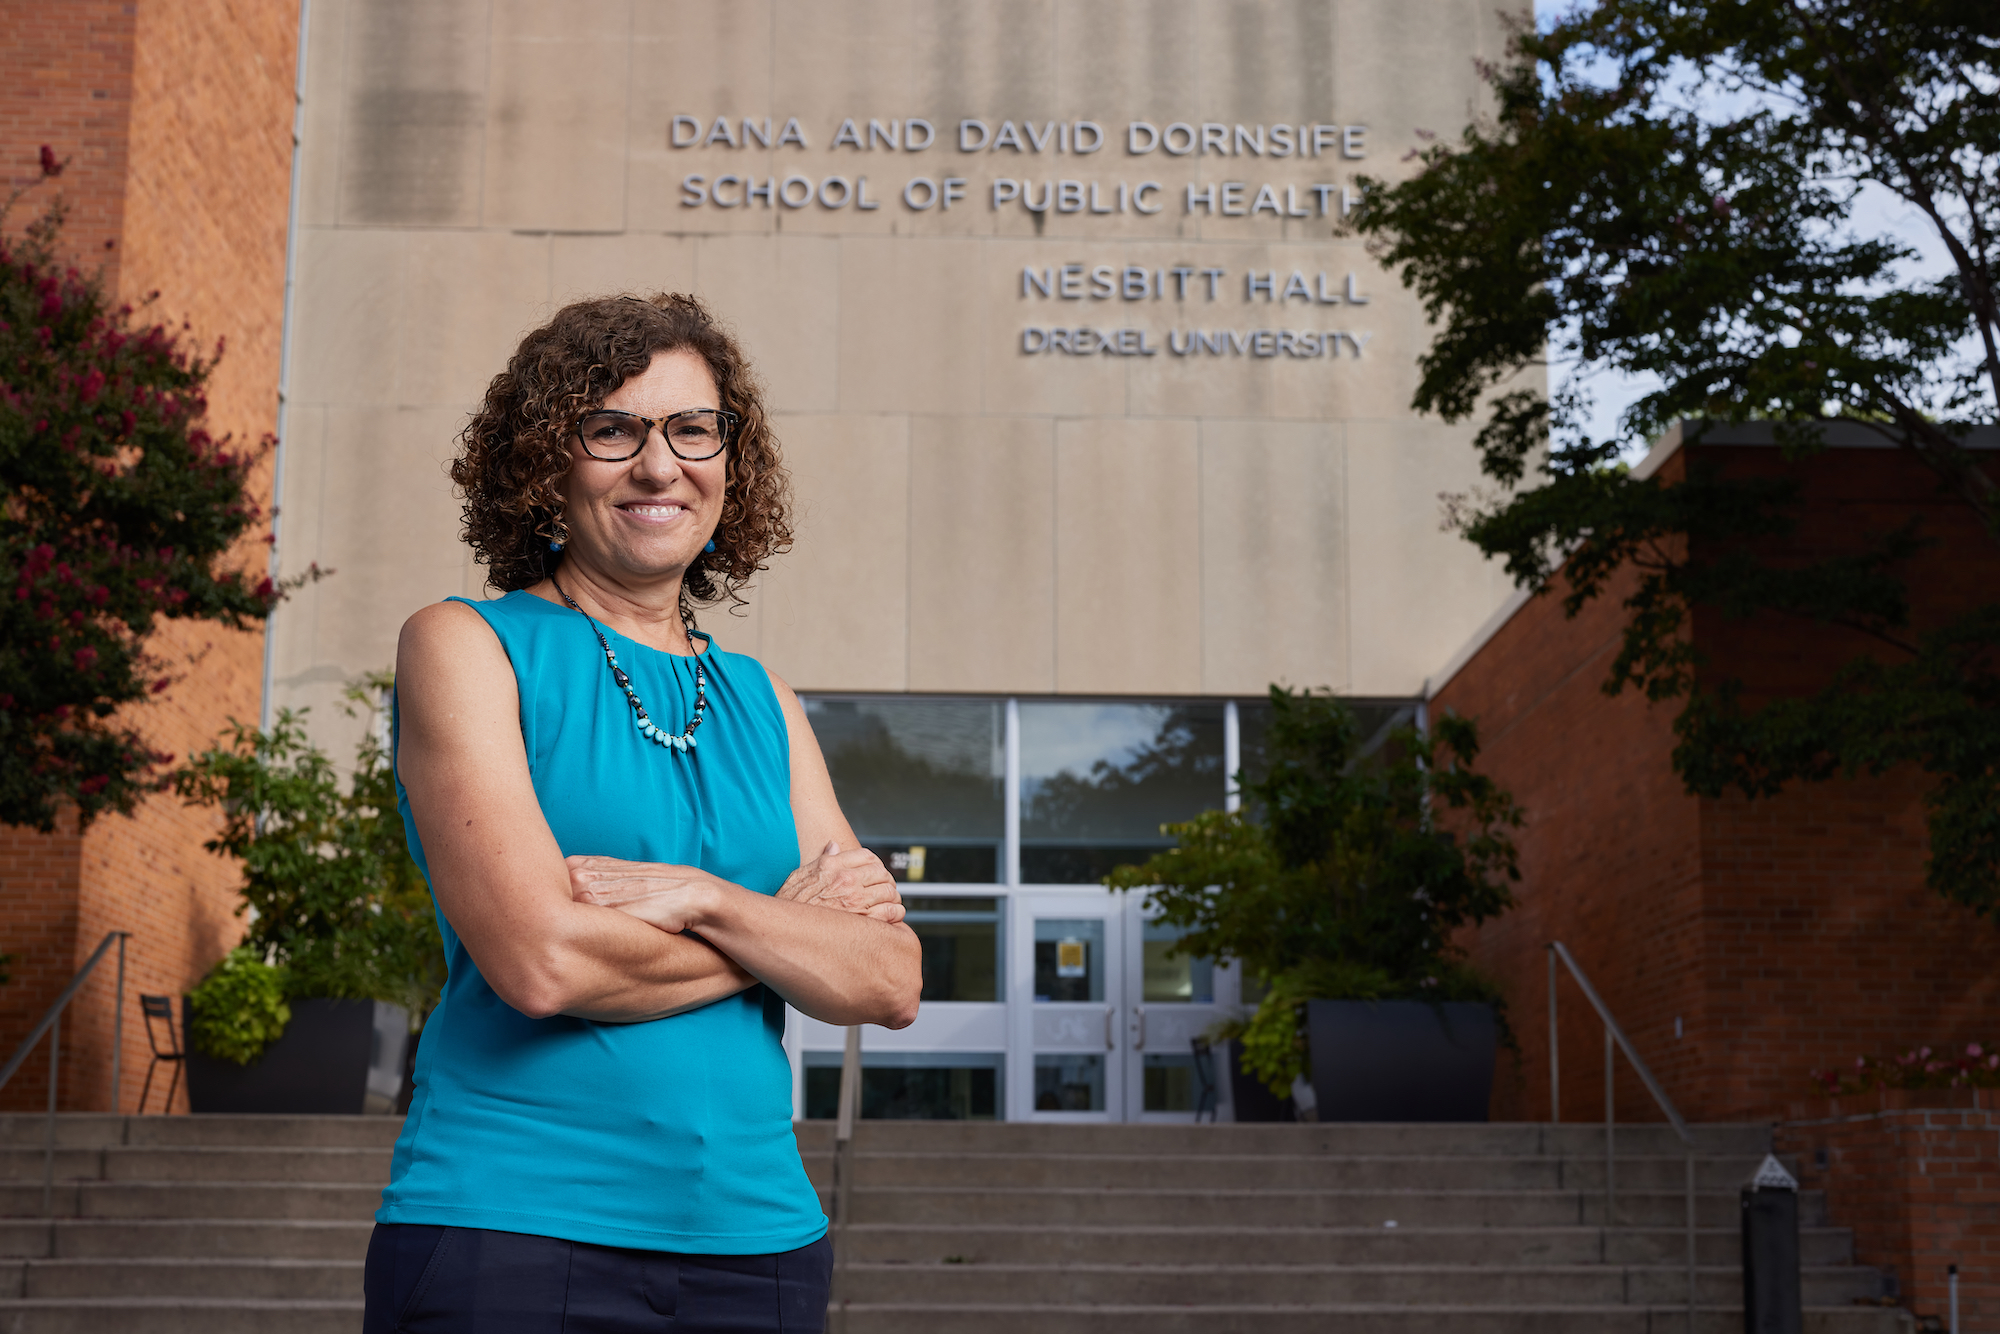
[1190,1037,1218,1123]
[138,995,184,1115]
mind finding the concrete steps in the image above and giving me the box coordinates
[810,1121,1908,1334]
[835,1222,1865,1267]
[825,1304,1905,1333]
[0,1114,1912,1333]
[8,1257,362,1299]
[0,1116,380,1332]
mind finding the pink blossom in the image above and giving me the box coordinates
[1969,1043,1983,1057]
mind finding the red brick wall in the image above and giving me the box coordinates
[1778,1091,1999,1329]
[0,0,298,1114]
[1435,455,1710,1123]
[1698,776,1997,1118]
[1435,441,2000,1123]
[0,1,137,287]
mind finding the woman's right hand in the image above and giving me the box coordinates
[777,842,905,924]
[564,856,731,934]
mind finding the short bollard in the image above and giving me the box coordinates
[1741,1154,1802,1334]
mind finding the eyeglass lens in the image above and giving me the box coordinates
[578,410,728,460]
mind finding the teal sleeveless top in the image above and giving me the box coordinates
[378,590,825,1254]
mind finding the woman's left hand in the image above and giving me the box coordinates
[565,856,731,934]
[776,841,904,923]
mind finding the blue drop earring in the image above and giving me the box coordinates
[547,517,570,554]
[703,538,716,553]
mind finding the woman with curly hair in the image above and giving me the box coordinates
[364,293,920,1333]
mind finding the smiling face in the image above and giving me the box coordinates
[557,347,727,591]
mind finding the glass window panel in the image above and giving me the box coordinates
[1237,698,1273,798]
[1033,1054,1104,1112]
[905,897,1002,1002]
[1033,918,1104,1003]
[1236,697,1420,797]
[1020,701,1225,883]
[1141,919,1214,1003]
[1143,1054,1200,1112]
[804,1052,1002,1121]
[804,698,1003,881]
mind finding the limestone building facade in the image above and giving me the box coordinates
[273,0,1520,1122]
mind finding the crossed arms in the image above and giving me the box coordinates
[395,601,923,1028]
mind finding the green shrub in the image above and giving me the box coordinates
[187,948,291,1065]
[1109,688,1524,1094]
[173,675,444,1016]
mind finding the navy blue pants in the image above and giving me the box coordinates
[363,1224,832,1333]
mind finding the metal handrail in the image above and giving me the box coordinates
[0,931,130,1215]
[1547,941,1697,1334]
[827,1025,862,1333]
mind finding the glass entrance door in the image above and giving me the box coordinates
[1014,896,1124,1120]
[1122,906,1230,1121]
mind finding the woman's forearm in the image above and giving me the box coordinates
[516,901,757,1023]
[689,885,922,1028]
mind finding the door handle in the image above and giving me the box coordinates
[1104,1006,1115,1051]
[1134,1005,1146,1051]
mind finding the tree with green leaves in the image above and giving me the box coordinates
[174,678,444,1020]
[0,160,278,830]
[1108,690,1522,1093]
[1351,0,2000,916]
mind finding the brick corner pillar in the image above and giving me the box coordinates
[0,0,302,1114]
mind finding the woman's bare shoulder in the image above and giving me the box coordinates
[762,664,802,711]
[397,601,514,703]
[400,598,494,647]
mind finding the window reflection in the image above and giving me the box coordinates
[1020,702,1224,883]
[1141,918,1214,1004]
[804,698,1003,882]
[906,896,1001,1002]
[805,1052,1001,1121]
[1034,1054,1104,1112]
[1235,696,1420,811]
[1143,1054,1199,1112]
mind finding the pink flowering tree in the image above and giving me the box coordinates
[0,153,276,830]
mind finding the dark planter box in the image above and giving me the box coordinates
[1307,1000,1497,1123]
[185,997,409,1115]
[1224,1039,1297,1123]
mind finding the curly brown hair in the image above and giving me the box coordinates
[451,292,792,618]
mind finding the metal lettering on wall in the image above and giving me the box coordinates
[671,114,1378,366]
[672,115,1366,215]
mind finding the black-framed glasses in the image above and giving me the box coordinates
[575,408,738,462]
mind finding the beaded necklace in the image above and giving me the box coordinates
[554,581,708,754]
